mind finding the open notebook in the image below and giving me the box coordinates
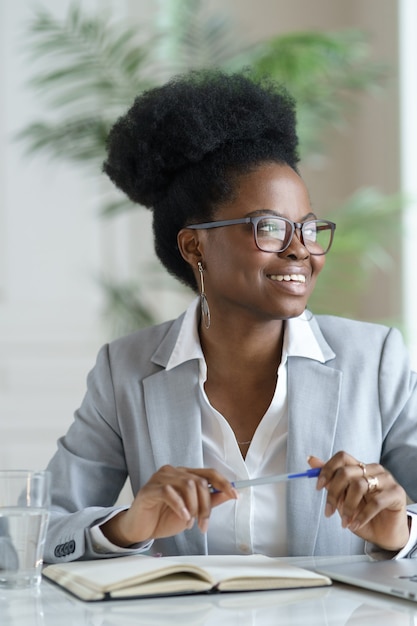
[43,554,331,601]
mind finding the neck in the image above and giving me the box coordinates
[199,314,285,376]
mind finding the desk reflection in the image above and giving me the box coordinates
[1,580,416,626]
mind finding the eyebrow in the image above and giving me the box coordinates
[246,209,318,221]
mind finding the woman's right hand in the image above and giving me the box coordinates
[101,465,238,547]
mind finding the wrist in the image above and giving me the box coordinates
[371,515,411,553]
[101,510,141,548]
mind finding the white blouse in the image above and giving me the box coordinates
[166,298,325,556]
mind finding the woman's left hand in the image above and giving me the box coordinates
[308,452,410,552]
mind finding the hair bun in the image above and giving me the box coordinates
[103,70,297,208]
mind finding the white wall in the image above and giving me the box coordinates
[0,0,193,472]
[399,0,417,368]
[0,0,113,470]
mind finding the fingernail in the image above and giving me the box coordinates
[341,515,349,528]
[349,520,360,532]
[181,507,191,521]
[317,476,326,490]
[231,488,239,499]
[325,503,334,517]
[200,518,209,534]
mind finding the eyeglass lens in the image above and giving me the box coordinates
[255,217,332,254]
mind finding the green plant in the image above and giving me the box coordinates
[249,30,386,158]
[19,4,154,207]
[309,188,402,319]
[19,0,397,334]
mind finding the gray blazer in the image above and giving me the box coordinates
[44,312,417,563]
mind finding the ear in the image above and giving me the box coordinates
[177,228,205,267]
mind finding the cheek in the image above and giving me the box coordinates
[205,239,252,275]
[312,256,326,276]
[204,249,259,299]
[306,256,325,296]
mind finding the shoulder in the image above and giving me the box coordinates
[314,313,392,338]
[110,316,180,352]
[95,313,185,379]
[312,313,406,363]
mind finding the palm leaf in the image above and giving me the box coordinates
[249,30,386,156]
[18,4,156,168]
[152,0,247,74]
[309,188,403,318]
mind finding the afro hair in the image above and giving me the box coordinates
[103,69,299,290]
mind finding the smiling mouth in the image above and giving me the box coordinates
[269,274,306,283]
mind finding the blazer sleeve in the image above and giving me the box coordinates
[366,327,417,559]
[378,327,417,501]
[44,344,150,563]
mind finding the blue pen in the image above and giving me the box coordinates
[209,467,321,493]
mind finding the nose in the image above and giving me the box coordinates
[280,228,310,260]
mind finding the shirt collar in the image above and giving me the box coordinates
[165,297,325,371]
[281,310,326,364]
[165,298,204,370]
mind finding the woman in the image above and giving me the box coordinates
[44,70,417,563]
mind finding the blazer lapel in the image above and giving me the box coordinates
[143,361,204,468]
[286,356,342,556]
[143,356,207,554]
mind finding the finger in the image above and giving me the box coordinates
[320,458,380,518]
[142,466,200,525]
[307,455,325,469]
[332,465,403,529]
[190,468,239,500]
[194,476,212,533]
[315,451,361,491]
[340,462,382,512]
[179,477,205,526]
[176,473,212,533]
[168,468,237,532]
[147,483,194,525]
[347,475,405,530]
[189,469,238,529]
[338,462,386,523]
[336,474,370,527]
[147,466,238,532]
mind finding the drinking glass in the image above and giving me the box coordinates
[0,470,50,588]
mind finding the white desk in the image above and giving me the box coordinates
[1,559,417,626]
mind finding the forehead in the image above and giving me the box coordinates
[217,162,312,220]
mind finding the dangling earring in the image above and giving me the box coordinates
[198,261,211,330]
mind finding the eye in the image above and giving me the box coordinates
[302,223,318,241]
[257,219,286,238]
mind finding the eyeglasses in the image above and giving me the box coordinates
[187,215,336,255]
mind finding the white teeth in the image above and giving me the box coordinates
[269,274,306,283]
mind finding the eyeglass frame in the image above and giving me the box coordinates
[186,215,336,255]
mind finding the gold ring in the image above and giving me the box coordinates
[365,475,379,493]
[358,462,367,477]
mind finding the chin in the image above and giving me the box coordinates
[281,310,306,321]
[277,301,309,320]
